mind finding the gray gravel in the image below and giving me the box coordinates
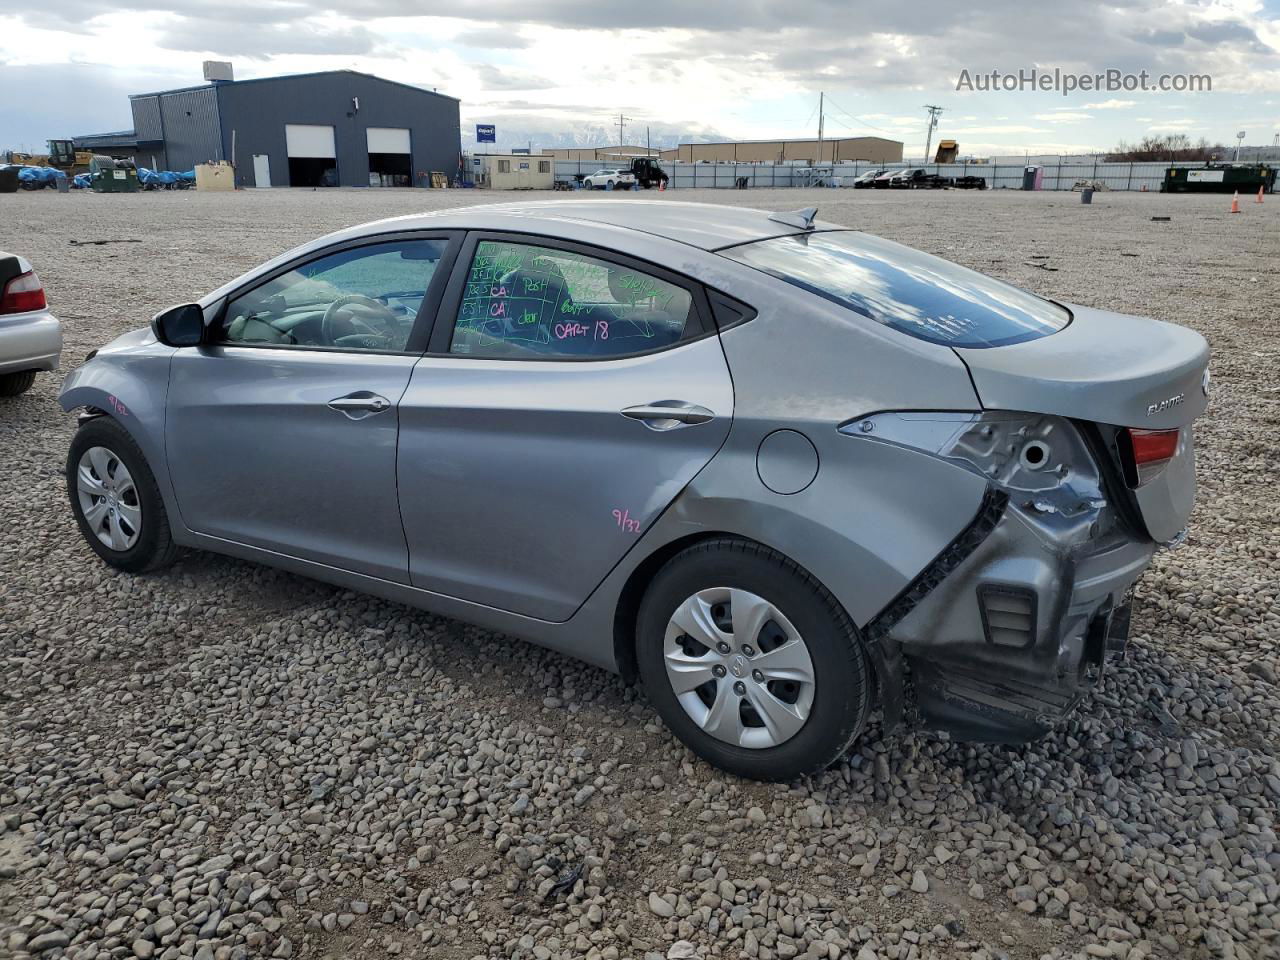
[1,187,1278,960]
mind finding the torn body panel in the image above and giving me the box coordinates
[851,411,1155,742]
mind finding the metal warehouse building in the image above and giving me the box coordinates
[662,137,903,164]
[76,66,461,188]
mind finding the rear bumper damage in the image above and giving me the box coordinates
[874,490,1153,742]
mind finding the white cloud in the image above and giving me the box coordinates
[1080,99,1138,109]
[1032,112,1094,123]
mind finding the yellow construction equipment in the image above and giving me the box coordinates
[933,140,959,163]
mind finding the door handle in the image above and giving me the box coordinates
[621,401,715,430]
[328,392,391,419]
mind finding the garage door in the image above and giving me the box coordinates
[366,127,410,154]
[285,124,336,158]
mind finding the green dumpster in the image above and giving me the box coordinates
[1162,162,1276,194]
[90,155,140,194]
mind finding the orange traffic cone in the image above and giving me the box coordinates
[1230,191,1241,213]
[1257,186,1265,204]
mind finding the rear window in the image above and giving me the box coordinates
[721,230,1070,348]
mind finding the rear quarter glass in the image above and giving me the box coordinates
[721,231,1070,348]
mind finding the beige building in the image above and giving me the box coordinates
[662,137,903,164]
[472,153,553,189]
[540,145,662,161]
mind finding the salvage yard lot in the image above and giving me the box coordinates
[1,188,1278,960]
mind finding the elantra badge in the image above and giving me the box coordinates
[1147,393,1185,417]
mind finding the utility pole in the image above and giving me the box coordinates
[646,126,651,156]
[616,113,632,146]
[922,105,944,163]
[816,91,825,165]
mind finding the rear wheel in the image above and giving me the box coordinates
[0,370,37,396]
[637,540,871,781]
[66,416,178,572]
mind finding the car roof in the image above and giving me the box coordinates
[359,200,831,251]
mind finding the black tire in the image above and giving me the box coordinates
[0,370,36,396]
[66,416,179,573]
[636,539,871,781]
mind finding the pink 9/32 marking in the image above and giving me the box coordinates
[107,395,129,417]
[612,508,640,533]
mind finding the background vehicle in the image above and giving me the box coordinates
[871,169,899,188]
[0,253,62,396]
[582,168,636,189]
[851,170,885,188]
[628,157,669,189]
[891,168,950,189]
[59,201,1208,781]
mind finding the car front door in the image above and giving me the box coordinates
[396,233,734,621]
[165,233,458,583]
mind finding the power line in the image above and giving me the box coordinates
[821,96,898,136]
[800,100,819,133]
[613,113,633,145]
[922,105,944,163]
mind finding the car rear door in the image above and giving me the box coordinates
[165,232,459,582]
[396,232,733,621]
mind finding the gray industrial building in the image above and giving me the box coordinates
[76,66,461,188]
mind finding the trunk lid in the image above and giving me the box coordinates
[955,303,1209,542]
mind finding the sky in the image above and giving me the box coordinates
[2,0,1279,158]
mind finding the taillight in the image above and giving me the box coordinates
[0,270,47,315]
[1125,427,1180,486]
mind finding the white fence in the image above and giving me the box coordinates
[552,159,1199,192]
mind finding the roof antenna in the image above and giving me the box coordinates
[768,207,818,230]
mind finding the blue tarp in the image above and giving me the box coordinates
[18,166,65,183]
[73,173,92,189]
[137,167,196,185]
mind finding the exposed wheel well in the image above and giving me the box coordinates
[613,532,893,726]
[612,532,747,683]
[609,533,877,687]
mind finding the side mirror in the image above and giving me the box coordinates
[151,303,205,347]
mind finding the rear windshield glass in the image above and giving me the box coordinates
[721,230,1070,348]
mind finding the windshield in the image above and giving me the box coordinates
[721,230,1070,348]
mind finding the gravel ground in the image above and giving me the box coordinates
[1,187,1278,960]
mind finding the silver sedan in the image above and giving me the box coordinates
[0,252,62,396]
[59,201,1209,780]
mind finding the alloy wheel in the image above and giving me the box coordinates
[76,446,142,551]
[663,587,816,749]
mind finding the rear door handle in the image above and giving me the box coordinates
[328,392,391,419]
[621,401,715,430]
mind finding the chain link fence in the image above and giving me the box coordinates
[551,159,1202,192]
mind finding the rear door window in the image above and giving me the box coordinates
[448,239,694,359]
[721,230,1070,348]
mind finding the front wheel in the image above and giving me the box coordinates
[66,416,178,573]
[636,540,871,781]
